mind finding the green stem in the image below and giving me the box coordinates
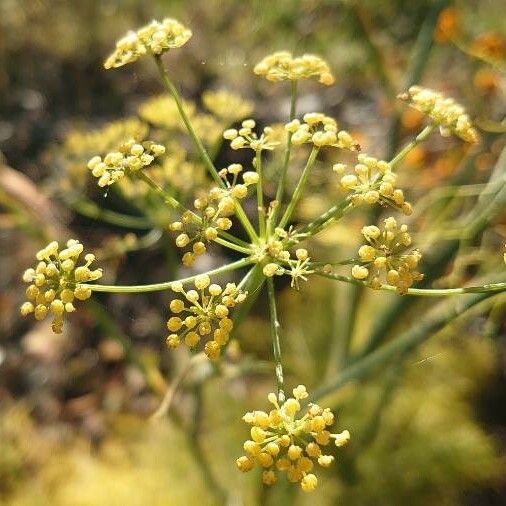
[255,150,267,237]
[153,55,223,186]
[233,198,259,243]
[83,257,253,293]
[136,170,191,215]
[278,146,319,229]
[267,278,285,401]
[213,236,254,255]
[297,198,353,238]
[311,290,497,401]
[315,270,506,296]
[389,124,435,168]
[272,80,298,230]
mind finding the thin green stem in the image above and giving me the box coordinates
[83,257,253,293]
[297,198,353,238]
[315,270,506,297]
[153,55,223,186]
[389,124,435,168]
[278,146,319,229]
[255,150,267,238]
[233,198,259,243]
[136,170,191,215]
[267,278,285,401]
[272,80,298,229]
[213,236,254,255]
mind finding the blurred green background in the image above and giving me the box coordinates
[1,1,506,505]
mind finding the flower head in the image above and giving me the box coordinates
[166,276,247,359]
[237,385,350,491]
[223,119,280,152]
[285,113,360,150]
[334,154,412,215]
[399,86,479,143]
[87,140,165,187]
[169,167,256,266]
[254,52,335,85]
[104,18,192,69]
[20,240,102,333]
[352,217,423,293]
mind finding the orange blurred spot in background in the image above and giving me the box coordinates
[435,8,460,43]
[473,68,500,95]
[470,32,506,61]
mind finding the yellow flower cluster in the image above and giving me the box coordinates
[334,154,413,215]
[169,166,257,266]
[87,140,166,187]
[20,240,102,333]
[263,247,314,290]
[104,18,192,69]
[351,217,423,294]
[223,119,280,152]
[237,385,350,492]
[254,51,335,85]
[399,85,479,143]
[202,90,254,123]
[285,114,360,150]
[166,275,246,359]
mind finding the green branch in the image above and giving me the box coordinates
[267,278,285,401]
[278,146,319,229]
[153,55,223,186]
[272,80,298,229]
[83,257,253,293]
[316,270,506,297]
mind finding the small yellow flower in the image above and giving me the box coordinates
[254,51,335,85]
[104,18,192,69]
[20,240,102,333]
[352,217,423,293]
[287,114,360,151]
[223,119,280,152]
[165,277,247,359]
[335,154,412,215]
[169,169,254,266]
[399,85,479,143]
[87,139,165,187]
[237,385,350,491]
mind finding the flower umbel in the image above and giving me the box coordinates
[166,275,247,359]
[334,154,413,215]
[254,51,335,85]
[169,167,257,266]
[87,139,165,187]
[399,85,479,143]
[104,18,192,69]
[237,385,350,491]
[285,113,360,150]
[223,119,280,152]
[352,217,423,293]
[20,240,102,333]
